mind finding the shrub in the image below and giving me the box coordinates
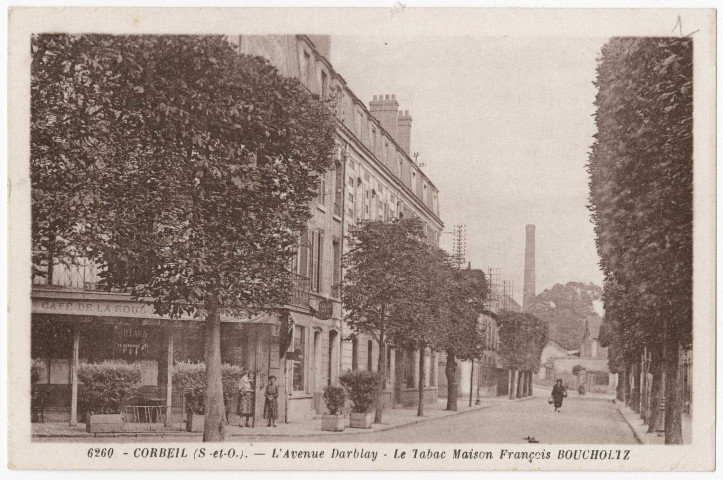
[77,361,142,415]
[322,385,346,415]
[172,361,247,415]
[340,370,381,413]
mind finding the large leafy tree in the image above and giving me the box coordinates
[435,266,487,411]
[497,311,548,399]
[31,34,336,440]
[526,282,602,350]
[387,246,458,416]
[588,37,692,443]
[342,217,430,423]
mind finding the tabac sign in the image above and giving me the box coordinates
[316,300,333,320]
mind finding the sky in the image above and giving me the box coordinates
[331,36,607,303]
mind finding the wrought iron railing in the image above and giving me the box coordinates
[32,259,101,291]
[288,273,310,308]
[124,405,168,424]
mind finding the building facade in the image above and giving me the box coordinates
[31,34,445,427]
[235,34,444,409]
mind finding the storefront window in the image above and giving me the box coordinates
[292,325,305,391]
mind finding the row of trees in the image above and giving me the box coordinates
[343,218,550,418]
[588,37,692,444]
[497,311,549,400]
[32,34,337,441]
[342,218,489,420]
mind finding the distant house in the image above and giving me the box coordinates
[535,318,617,393]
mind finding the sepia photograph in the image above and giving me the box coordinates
[6,5,716,472]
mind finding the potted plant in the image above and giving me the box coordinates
[321,385,346,432]
[340,370,380,429]
[172,361,247,432]
[78,361,142,433]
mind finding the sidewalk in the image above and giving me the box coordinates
[615,401,692,444]
[32,397,508,439]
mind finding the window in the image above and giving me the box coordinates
[384,141,389,163]
[303,51,312,85]
[298,229,310,277]
[318,173,327,206]
[411,170,417,195]
[292,325,306,391]
[334,164,343,213]
[423,183,428,203]
[433,193,439,215]
[321,71,328,99]
[397,157,403,176]
[405,350,415,388]
[332,238,341,297]
[352,338,359,370]
[356,111,364,139]
[367,340,374,371]
[372,128,377,154]
[311,230,323,293]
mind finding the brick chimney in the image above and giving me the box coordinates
[523,224,536,312]
[397,110,412,155]
[369,94,399,140]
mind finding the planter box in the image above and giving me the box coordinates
[349,412,374,429]
[321,414,345,432]
[86,413,125,433]
[186,412,204,432]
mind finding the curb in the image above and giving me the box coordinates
[614,403,643,445]
[229,404,492,438]
[33,404,493,440]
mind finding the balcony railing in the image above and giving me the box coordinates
[288,273,310,308]
[32,260,102,291]
[333,202,342,217]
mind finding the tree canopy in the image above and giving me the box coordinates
[496,311,548,373]
[587,36,692,444]
[31,34,337,440]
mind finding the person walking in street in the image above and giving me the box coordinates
[551,379,567,412]
[236,372,254,427]
[263,375,279,427]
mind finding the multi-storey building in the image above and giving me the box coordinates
[236,35,445,409]
[30,34,445,427]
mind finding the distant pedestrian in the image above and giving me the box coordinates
[263,375,279,427]
[551,379,567,412]
[236,372,254,427]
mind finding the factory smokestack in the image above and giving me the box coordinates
[523,225,536,312]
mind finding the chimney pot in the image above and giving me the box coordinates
[369,94,400,143]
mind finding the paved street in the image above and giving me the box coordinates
[36,393,636,444]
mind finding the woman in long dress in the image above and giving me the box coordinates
[551,379,567,412]
[236,372,254,427]
[263,375,279,427]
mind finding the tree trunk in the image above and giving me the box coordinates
[647,345,663,433]
[445,350,458,411]
[641,350,649,424]
[663,328,683,444]
[624,362,632,406]
[616,371,625,402]
[203,294,225,441]
[516,370,523,398]
[509,369,518,400]
[631,358,641,414]
[417,347,425,417]
[375,313,386,424]
[528,371,534,396]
